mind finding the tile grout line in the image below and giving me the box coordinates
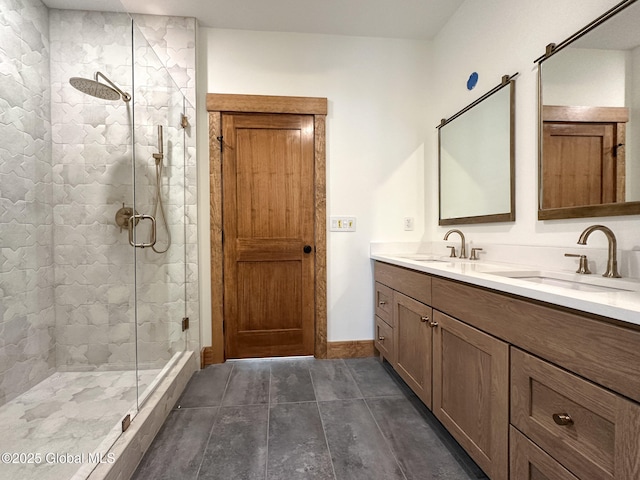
[342,358,366,400]
[344,358,410,479]
[265,362,272,480]
[362,396,409,480]
[218,362,237,407]
[193,362,235,479]
[308,362,339,480]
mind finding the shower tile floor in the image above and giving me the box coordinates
[0,369,159,480]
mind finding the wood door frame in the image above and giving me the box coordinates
[539,104,633,220]
[206,93,328,363]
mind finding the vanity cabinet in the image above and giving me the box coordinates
[511,348,640,480]
[374,262,433,408]
[432,310,509,480]
[374,282,395,363]
[373,260,640,480]
[510,427,579,480]
[374,262,508,478]
[393,291,433,408]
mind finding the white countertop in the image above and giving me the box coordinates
[371,251,640,327]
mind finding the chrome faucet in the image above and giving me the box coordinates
[577,225,621,278]
[444,229,466,259]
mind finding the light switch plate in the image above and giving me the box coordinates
[330,216,356,232]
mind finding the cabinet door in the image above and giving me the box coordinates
[510,427,580,480]
[393,291,432,409]
[511,348,640,480]
[432,310,509,480]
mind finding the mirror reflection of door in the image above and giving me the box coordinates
[537,0,640,218]
[542,105,628,209]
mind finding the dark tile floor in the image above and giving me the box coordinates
[132,357,487,480]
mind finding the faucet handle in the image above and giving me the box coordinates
[564,253,591,274]
[470,248,483,261]
[446,246,457,258]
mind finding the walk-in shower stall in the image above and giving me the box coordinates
[0,3,198,479]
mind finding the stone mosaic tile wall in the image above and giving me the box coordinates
[0,2,199,404]
[49,9,138,371]
[50,9,199,370]
[0,0,56,405]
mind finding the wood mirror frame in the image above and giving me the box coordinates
[536,0,640,220]
[438,74,517,225]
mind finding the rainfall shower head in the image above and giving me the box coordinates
[69,71,131,102]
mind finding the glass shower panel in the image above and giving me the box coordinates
[131,22,186,407]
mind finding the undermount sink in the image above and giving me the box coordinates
[487,270,638,293]
[396,254,455,262]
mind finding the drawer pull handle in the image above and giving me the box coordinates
[552,413,574,426]
[420,316,429,323]
[379,301,387,306]
[378,336,385,341]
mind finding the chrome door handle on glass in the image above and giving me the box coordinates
[128,214,157,248]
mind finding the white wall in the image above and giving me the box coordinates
[197,0,640,346]
[428,0,640,254]
[198,29,430,342]
[542,48,627,106]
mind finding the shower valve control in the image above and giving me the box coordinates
[115,203,139,232]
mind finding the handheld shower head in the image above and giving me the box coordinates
[69,71,131,102]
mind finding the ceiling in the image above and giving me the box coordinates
[42,0,464,40]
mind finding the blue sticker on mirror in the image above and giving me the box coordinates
[467,72,478,90]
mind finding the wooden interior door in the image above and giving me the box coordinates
[541,105,628,209]
[542,122,616,208]
[223,113,315,359]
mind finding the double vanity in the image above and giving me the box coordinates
[371,238,640,480]
[375,1,640,478]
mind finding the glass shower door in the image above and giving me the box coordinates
[131,22,187,408]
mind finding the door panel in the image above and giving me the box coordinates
[237,261,301,331]
[223,113,315,358]
[542,122,617,208]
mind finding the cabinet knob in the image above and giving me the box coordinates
[378,336,385,341]
[429,320,439,328]
[552,413,573,426]
[420,316,429,323]
[378,300,387,306]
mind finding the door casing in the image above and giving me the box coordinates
[207,93,328,363]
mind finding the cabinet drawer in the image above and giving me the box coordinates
[510,427,579,480]
[374,316,394,364]
[374,261,431,305]
[375,282,394,327]
[511,348,640,480]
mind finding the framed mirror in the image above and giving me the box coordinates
[537,0,640,220]
[438,74,516,225]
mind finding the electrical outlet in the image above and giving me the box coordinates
[404,217,414,231]
[330,216,357,232]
